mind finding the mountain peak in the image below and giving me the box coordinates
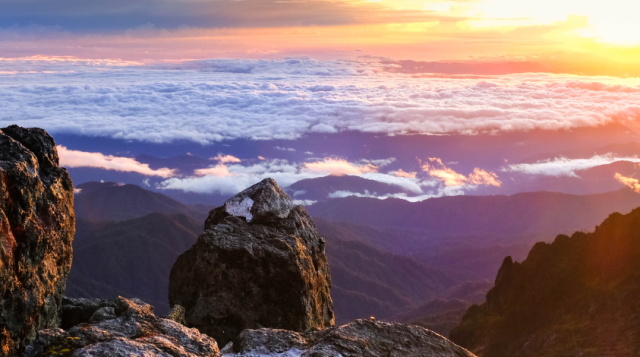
[221,178,294,224]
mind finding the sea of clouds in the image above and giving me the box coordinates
[1,57,639,144]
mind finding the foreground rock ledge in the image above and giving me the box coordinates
[26,297,220,357]
[226,318,477,357]
[0,125,75,357]
[169,178,335,346]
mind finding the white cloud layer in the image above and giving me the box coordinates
[1,57,639,143]
[156,156,469,200]
[505,154,640,177]
[58,146,175,177]
[327,187,464,202]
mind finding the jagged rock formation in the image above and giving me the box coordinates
[169,178,334,346]
[25,296,220,357]
[450,208,640,357]
[226,318,476,357]
[0,125,75,357]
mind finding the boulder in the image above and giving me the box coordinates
[25,296,220,357]
[228,318,477,357]
[0,125,75,356]
[169,178,334,346]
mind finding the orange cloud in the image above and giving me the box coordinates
[194,164,234,177]
[304,158,378,175]
[211,154,241,164]
[468,168,502,186]
[58,146,175,177]
[615,173,640,193]
[422,158,501,187]
[392,169,417,178]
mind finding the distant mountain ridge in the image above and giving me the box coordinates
[287,174,414,202]
[308,188,640,237]
[74,181,211,222]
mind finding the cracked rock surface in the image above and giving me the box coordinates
[26,296,220,357]
[170,178,334,346]
[226,318,477,357]
[0,125,75,357]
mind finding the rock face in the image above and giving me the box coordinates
[227,318,476,357]
[26,296,220,357]
[169,178,334,346]
[0,125,75,357]
[450,208,640,357]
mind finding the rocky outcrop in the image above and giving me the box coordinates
[169,178,334,346]
[26,296,220,357]
[0,125,75,357]
[226,318,476,357]
[450,208,640,357]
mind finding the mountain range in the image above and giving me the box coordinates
[68,179,640,339]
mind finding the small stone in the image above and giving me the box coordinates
[89,307,117,323]
[165,305,186,325]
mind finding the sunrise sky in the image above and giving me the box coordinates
[2,0,640,76]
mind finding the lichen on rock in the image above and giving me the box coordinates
[170,178,334,347]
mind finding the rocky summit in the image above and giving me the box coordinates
[225,318,477,357]
[0,125,75,357]
[25,296,220,357]
[169,178,334,346]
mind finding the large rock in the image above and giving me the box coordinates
[169,178,334,346]
[0,125,75,357]
[227,318,477,357]
[25,296,220,357]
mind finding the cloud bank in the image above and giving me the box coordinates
[506,155,640,177]
[1,58,640,144]
[58,146,175,177]
[155,154,496,204]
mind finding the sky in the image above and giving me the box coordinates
[1,0,640,76]
[2,0,640,202]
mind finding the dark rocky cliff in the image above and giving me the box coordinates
[169,178,334,346]
[0,125,75,356]
[450,207,640,357]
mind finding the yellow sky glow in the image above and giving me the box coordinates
[2,0,639,76]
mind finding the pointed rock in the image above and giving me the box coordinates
[170,178,335,346]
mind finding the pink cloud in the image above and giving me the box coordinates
[392,169,417,178]
[303,158,378,175]
[58,146,175,177]
[194,164,234,177]
[468,168,501,186]
[422,158,501,187]
[615,173,640,193]
[211,154,241,164]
